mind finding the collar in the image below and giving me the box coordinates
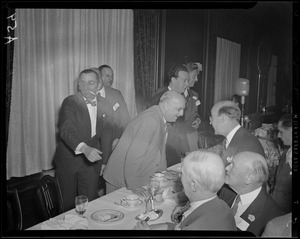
[226,125,241,147]
[97,87,105,98]
[183,89,189,97]
[167,85,172,91]
[163,117,167,124]
[240,186,261,206]
[82,95,96,102]
[184,196,216,217]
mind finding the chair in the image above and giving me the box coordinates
[7,189,23,230]
[36,175,64,220]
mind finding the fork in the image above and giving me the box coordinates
[102,215,118,222]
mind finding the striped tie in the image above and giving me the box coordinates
[231,194,240,216]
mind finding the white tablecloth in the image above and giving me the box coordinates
[28,164,182,230]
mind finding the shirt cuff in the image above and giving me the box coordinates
[75,142,86,155]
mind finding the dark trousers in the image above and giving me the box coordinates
[56,165,99,212]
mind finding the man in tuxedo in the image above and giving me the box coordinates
[53,69,114,211]
[210,100,264,166]
[134,150,236,231]
[103,90,185,194]
[150,64,201,167]
[218,151,283,236]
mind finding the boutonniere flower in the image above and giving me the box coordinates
[226,156,233,163]
[248,214,255,222]
[192,96,198,100]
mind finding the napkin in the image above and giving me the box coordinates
[41,214,89,230]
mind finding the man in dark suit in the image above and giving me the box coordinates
[93,67,131,175]
[53,69,114,211]
[218,151,283,236]
[269,114,292,214]
[150,64,201,167]
[210,100,265,166]
[135,150,236,231]
[103,90,185,194]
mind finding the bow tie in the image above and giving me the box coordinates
[86,100,97,107]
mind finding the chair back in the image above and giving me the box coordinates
[7,189,23,230]
[36,175,64,220]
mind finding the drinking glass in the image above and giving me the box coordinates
[147,179,160,210]
[75,195,88,217]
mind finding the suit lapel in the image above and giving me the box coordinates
[179,197,220,229]
[75,93,92,135]
[240,186,266,225]
[223,128,244,162]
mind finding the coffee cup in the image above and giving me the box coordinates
[124,194,139,206]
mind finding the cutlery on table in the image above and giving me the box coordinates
[102,215,118,222]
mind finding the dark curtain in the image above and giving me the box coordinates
[5,7,15,149]
[133,10,160,114]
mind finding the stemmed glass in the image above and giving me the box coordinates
[147,179,160,211]
[75,195,88,218]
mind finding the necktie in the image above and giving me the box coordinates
[223,138,227,151]
[231,194,241,216]
[164,123,171,132]
[86,100,96,107]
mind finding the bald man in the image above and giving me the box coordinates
[135,150,236,231]
[210,100,264,166]
[103,90,186,194]
[218,151,283,236]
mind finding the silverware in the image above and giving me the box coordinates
[102,215,118,222]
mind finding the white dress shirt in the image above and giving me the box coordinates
[235,186,262,230]
[226,125,241,148]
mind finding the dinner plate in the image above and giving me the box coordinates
[121,199,143,208]
[91,209,124,223]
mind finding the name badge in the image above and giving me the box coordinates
[113,102,120,111]
[237,218,250,231]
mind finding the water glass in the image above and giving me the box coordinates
[75,195,88,217]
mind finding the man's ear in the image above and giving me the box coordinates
[245,173,255,185]
[221,114,227,122]
[170,77,176,84]
[191,179,197,192]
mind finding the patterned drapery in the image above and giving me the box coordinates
[134,10,160,114]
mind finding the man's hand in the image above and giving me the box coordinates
[191,118,201,129]
[134,220,152,230]
[100,164,106,176]
[171,205,184,223]
[81,145,102,162]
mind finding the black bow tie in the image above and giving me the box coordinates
[86,100,96,107]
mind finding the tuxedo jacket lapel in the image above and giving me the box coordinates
[75,93,92,135]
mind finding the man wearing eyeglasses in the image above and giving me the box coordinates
[53,69,114,211]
